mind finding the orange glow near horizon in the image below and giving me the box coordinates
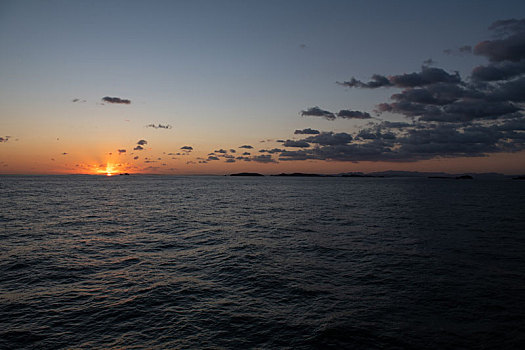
[95,162,118,176]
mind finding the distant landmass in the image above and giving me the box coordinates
[272,173,327,177]
[228,171,521,179]
[230,172,264,176]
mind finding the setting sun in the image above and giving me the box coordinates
[96,163,118,176]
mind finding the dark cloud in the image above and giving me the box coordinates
[380,121,413,129]
[242,152,251,155]
[279,141,395,162]
[336,110,372,119]
[181,146,193,151]
[0,136,9,143]
[239,145,253,149]
[137,140,148,145]
[389,67,461,87]
[118,149,126,154]
[259,148,285,154]
[62,152,68,155]
[102,96,131,104]
[304,132,353,145]
[207,156,219,161]
[146,123,172,129]
[214,148,228,153]
[251,155,277,163]
[338,67,460,89]
[282,140,310,148]
[225,158,236,163]
[229,149,236,153]
[337,74,392,88]
[72,98,86,103]
[471,60,525,81]
[281,19,525,162]
[300,106,336,120]
[134,156,139,160]
[357,129,396,141]
[134,145,144,151]
[474,19,525,62]
[294,128,320,135]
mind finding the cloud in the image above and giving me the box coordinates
[259,148,285,154]
[251,155,277,163]
[239,145,253,149]
[0,136,9,143]
[181,146,193,151]
[277,19,525,163]
[134,145,144,151]
[389,67,461,88]
[471,60,525,81]
[225,158,236,163]
[207,156,219,161]
[137,140,148,145]
[474,19,525,62]
[337,74,392,88]
[300,106,336,120]
[102,96,131,104]
[146,123,173,129]
[134,156,139,160]
[336,110,372,119]
[214,148,228,153]
[242,152,251,155]
[118,149,126,154]
[282,140,310,147]
[72,98,86,103]
[294,128,320,135]
[229,149,236,153]
[304,132,353,145]
[337,67,460,89]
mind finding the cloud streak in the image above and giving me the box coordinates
[146,123,172,129]
[102,96,131,104]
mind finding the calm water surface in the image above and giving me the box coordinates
[1,175,525,349]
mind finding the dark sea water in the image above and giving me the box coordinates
[1,175,525,349]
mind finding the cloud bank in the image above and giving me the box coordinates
[276,19,525,163]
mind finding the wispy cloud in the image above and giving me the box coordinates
[146,123,172,129]
[300,106,336,120]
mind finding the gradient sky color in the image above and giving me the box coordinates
[1,0,525,174]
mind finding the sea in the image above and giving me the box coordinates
[1,175,524,349]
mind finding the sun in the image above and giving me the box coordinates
[96,162,118,176]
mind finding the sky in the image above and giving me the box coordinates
[1,0,525,175]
